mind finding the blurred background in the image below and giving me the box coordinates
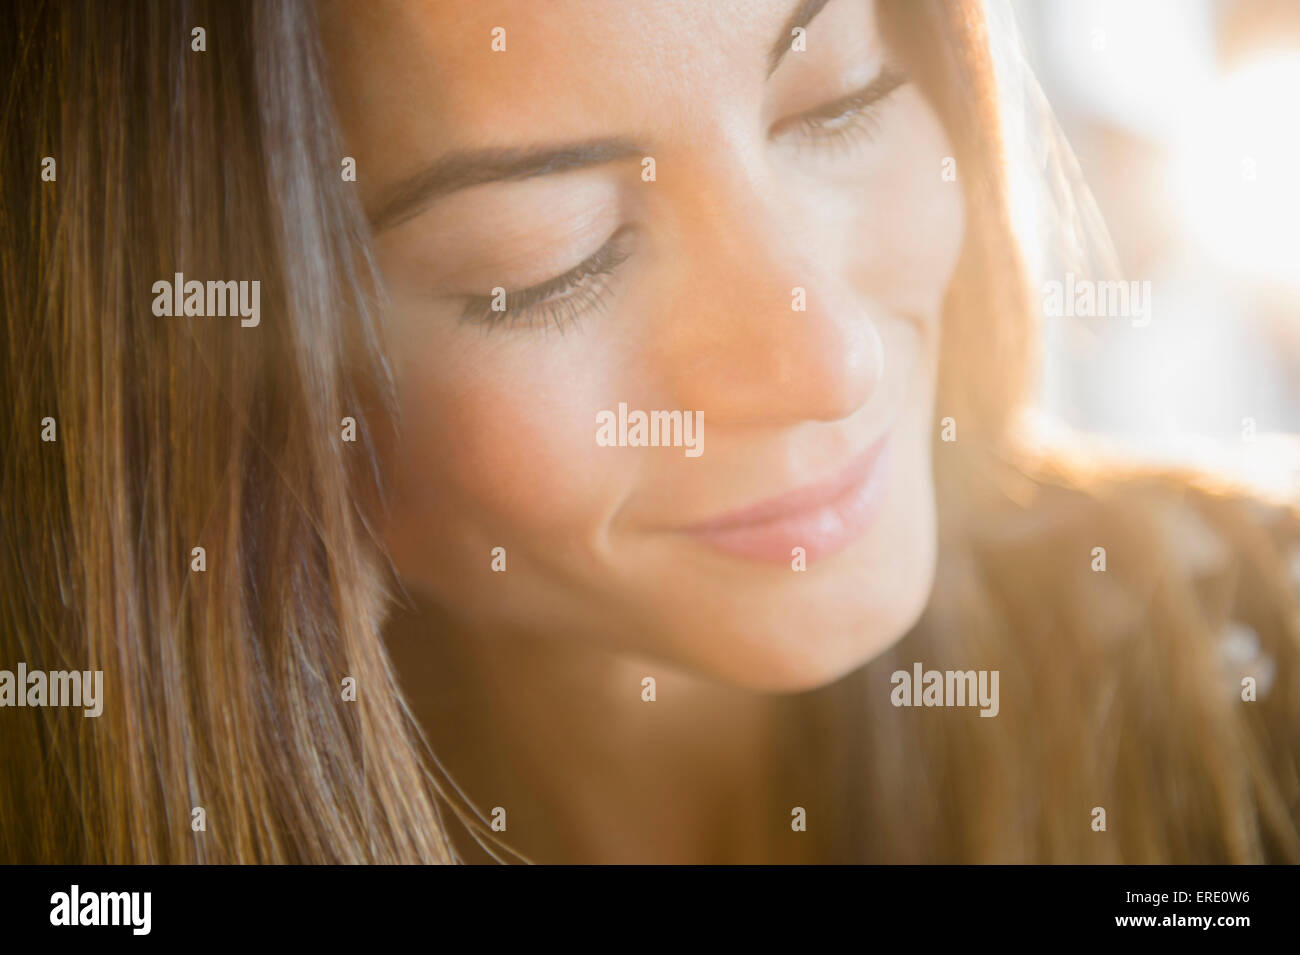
[1010,0,1300,495]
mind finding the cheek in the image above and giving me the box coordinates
[843,91,967,320]
[382,326,629,563]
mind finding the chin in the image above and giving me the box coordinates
[738,612,927,692]
[658,498,939,693]
[655,557,938,694]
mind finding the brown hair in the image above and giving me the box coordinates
[0,0,472,863]
[2,0,1297,863]
[791,0,1300,863]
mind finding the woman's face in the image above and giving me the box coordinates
[320,0,964,691]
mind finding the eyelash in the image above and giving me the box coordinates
[458,70,908,334]
[459,228,633,333]
[778,68,908,154]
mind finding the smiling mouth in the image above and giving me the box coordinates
[682,434,893,564]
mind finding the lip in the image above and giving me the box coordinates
[683,434,892,563]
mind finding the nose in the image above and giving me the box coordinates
[647,158,885,428]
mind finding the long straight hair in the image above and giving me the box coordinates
[805,0,1300,863]
[2,0,1297,863]
[0,0,470,863]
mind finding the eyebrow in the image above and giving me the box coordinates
[369,138,643,233]
[369,0,837,232]
[767,0,836,77]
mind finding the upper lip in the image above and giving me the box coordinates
[683,434,890,532]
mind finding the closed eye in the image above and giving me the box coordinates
[459,226,634,334]
[772,66,908,152]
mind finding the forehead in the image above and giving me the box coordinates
[319,0,879,193]
[321,1,788,102]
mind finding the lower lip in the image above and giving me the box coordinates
[685,437,892,564]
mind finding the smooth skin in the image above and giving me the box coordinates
[320,0,964,861]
